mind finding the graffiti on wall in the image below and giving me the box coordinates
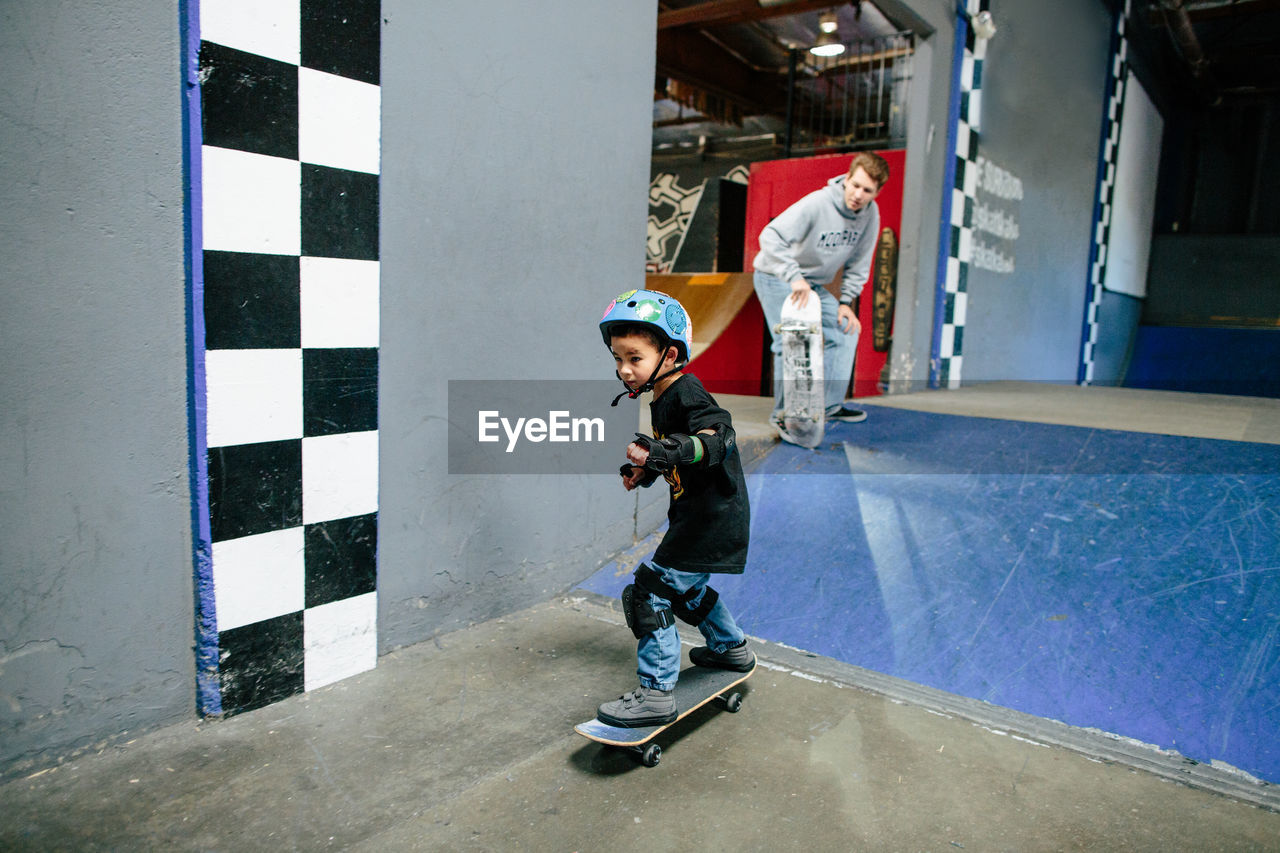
[647,165,749,273]
[971,156,1022,274]
[647,174,704,273]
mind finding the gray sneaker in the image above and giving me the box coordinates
[597,685,677,728]
[690,641,755,672]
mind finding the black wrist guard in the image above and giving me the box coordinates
[632,432,700,473]
[632,424,735,473]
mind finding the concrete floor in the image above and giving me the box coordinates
[860,380,1280,445]
[1,598,1277,851]
[4,383,1278,850]
[704,379,1280,447]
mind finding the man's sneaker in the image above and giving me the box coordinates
[690,640,755,672]
[597,686,677,728]
[772,414,805,447]
[826,404,867,423]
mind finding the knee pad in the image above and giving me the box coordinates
[621,583,674,639]
[634,564,720,628]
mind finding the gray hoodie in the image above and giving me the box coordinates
[752,174,880,304]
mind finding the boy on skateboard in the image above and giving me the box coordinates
[595,288,754,728]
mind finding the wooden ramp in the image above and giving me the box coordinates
[646,273,756,360]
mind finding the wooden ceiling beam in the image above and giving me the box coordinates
[658,0,849,31]
[1185,0,1280,20]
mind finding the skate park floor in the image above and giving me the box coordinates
[4,383,1280,850]
[3,598,1278,851]
[585,381,1280,790]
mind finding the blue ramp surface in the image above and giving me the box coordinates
[578,406,1280,784]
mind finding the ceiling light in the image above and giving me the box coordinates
[811,10,845,56]
[810,32,846,56]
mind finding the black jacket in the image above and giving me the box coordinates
[648,375,750,574]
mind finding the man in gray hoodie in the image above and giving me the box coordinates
[752,152,890,437]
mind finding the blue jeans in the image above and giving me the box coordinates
[753,271,859,415]
[637,563,746,691]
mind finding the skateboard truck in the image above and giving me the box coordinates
[623,689,744,767]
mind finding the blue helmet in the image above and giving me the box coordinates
[599,288,693,363]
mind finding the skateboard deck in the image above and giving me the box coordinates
[575,662,755,767]
[776,295,825,448]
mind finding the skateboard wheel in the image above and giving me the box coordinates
[641,743,662,767]
[724,692,743,713]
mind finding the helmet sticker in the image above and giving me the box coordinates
[615,289,637,302]
[665,303,687,335]
[634,300,662,322]
[601,299,617,321]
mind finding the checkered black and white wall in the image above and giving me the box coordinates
[1080,0,1131,384]
[188,0,380,716]
[935,0,990,389]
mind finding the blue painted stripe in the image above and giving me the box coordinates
[180,0,221,717]
[928,7,969,389]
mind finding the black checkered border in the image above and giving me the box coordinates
[189,0,381,717]
[937,0,990,389]
[1080,1,1130,384]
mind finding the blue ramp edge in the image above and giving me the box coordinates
[1126,326,1280,399]
[578,405,1280,784]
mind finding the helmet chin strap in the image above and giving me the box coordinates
[610,358,683,407]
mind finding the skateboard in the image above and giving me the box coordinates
[775,294,825,448]
[575,661,756,767]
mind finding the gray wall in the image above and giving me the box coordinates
[889,0,1112,385]
[0,0,662,778]
[1092,289,1143,384]
[887,0,954,393]
[0,1,196,778]
[378,1,659,648]
[736,0,1120,391]
[957,0,1113,382]
[876,0,1106,392]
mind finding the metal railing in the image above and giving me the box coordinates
[784,32,914,155]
